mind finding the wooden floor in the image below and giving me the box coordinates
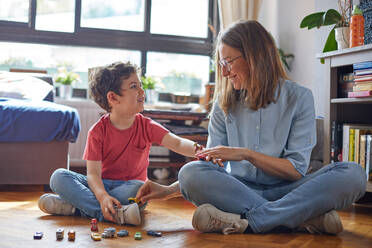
[1,189,372,248]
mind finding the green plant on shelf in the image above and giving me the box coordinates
[141,76,158,90]
[55,67,80,85]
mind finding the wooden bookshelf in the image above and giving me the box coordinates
[318,44,372,192]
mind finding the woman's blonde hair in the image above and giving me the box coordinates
[214,20,288,114]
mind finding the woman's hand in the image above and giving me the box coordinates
[196,146,247,167]
[136,180,179,202]
[99,195,122,222]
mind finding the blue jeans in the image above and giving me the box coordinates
[49,168,144,222]
[178,161,366,233]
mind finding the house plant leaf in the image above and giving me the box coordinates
[324,9,342,26]
[300,12,325,29]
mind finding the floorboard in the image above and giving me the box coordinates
[0,190,371,248]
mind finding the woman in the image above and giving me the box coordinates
[136,20,366,235]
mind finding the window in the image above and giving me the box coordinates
[151,0,209,38]
[81,0,145,32]
[147,52,209,95]
[0,42,141,88]
[0,0,29,22]
[0,0,217,97]
[36,0,75,32]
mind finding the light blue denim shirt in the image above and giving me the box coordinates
[207,80,316,185]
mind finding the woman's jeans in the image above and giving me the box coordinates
[178,161,366,233]
[49,168,144,222]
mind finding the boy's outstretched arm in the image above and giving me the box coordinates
[161,132,202,157]
[86,160,122,222]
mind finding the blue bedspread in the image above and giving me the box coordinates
[0,98,80,142]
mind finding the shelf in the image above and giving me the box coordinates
[331,98,372,104]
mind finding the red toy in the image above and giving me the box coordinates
[91,218,98,232]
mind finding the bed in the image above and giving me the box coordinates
[0,72,80,185]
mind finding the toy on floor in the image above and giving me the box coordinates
[134,231,142,240]
[102,227,116,238]
[128,197,143,206]
[117,229,129,237]
[33,231,43,240]
[56,228,64,240]
[91,218,98,232]
[68,230,75,241]
[91,232,101,241]
[147,230,162,237]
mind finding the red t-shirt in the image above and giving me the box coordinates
[83,113,169,181]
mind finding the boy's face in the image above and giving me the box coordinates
[114,73,145,114]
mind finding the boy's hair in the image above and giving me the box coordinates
[89,61,139,112]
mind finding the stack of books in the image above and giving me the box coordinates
[348,61,372,98]
[331,121,372,180]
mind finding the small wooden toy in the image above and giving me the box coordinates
[91,232,101,241]
[33,231,43,240]
[134,231,142,240]
[128,197,143,206]
[56,228,64,240]
[91,218,98,232]
[68,230,75,241]
[117,230,129,237]
[147,230,162,237]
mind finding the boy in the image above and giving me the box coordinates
[38,61,203,225]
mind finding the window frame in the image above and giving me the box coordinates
[0,0,219,77]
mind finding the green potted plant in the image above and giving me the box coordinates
[141,76,159,103]
[55,67,80,99]
[300,0,351,63]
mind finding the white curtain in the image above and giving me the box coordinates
[218,0,262,30]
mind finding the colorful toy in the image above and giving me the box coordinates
[33,231,43,240]
[68,230,75,241]
[128,197,143,206]
[117,230,129,237]
[147,230,162,237]
[134,231,142,240]
[56,228,64,240]
[91,232,101,241]
[91,218,98,232]
[102,227,116,238]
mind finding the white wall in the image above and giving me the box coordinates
[258,0,340,117]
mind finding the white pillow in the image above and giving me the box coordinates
[0,71,53,100]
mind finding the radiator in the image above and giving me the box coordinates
[55,99,103,166]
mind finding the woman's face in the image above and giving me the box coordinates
[218,43,248,90]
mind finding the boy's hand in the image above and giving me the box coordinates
[99,195,122,222]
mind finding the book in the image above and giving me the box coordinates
[342,124,372,162]
[355,129,361,164]
[354,68,372,75]
[354,75,372,82]
[348,90,372,97]
[360,135,367,169]
[353,61,372,70]
[353,84,372,92]
[366,135,372,180]
[349,129,355,162]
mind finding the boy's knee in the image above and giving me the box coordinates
[49,168,70,191]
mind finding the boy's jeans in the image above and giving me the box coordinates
[179,161,366,233]
[49,168,144,222]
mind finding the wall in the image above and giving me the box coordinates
[258,0,340,117]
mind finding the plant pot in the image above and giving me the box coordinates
[335,27,350,50]
[59,84,72,99]
[145,89,158,103]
